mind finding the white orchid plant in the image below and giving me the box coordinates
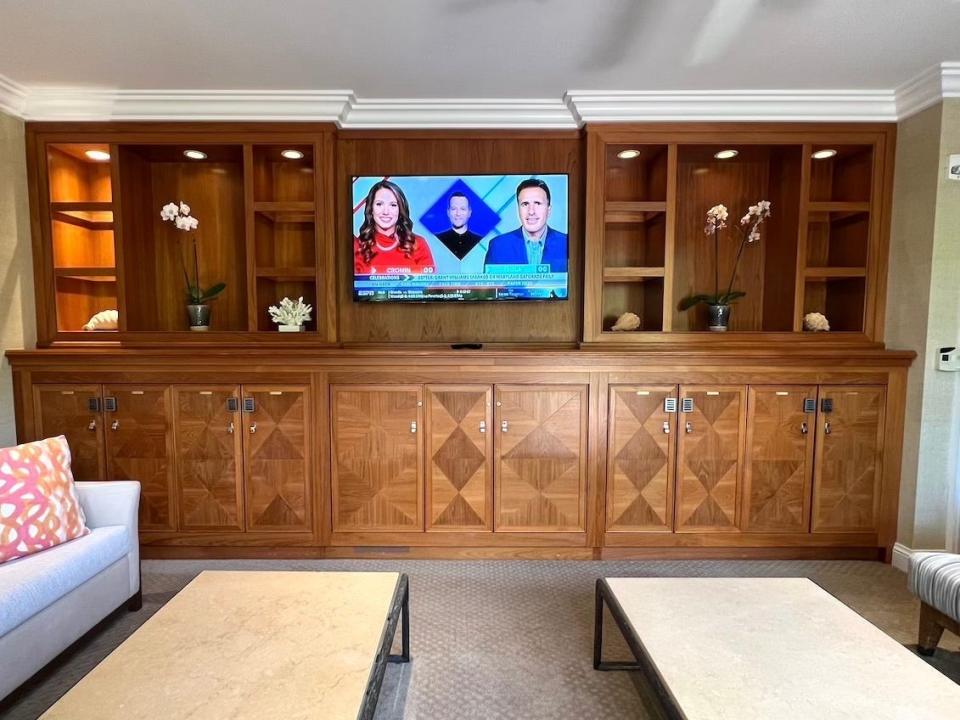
[268,296,313,327]
[160,201,226,305]
[679,200,772,311]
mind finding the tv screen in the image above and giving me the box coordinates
[352,174,569,302]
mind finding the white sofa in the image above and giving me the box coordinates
[0,481,141,701]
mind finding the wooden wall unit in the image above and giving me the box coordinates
[8,348,911,560]
[10,121,914,561]
[584,124,895,343]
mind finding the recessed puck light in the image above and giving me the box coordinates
[85,150,110,161]
[183,149,207,160]
[812,149,838,160]
[616,149,641,160]
[714,149,738,160]
[281,149,305,160]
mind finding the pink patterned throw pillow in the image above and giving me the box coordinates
[0,436,90,563]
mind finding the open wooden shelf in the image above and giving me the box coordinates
[804,267,867,279]
[604,201,667,223]
[252,145,315,203]
[809,145,873,203]
[54,267,117,280]
[50,202,114,231]
[255,267,316,279]
[603,267,665,282]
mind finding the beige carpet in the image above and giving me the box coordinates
[2,559,958,719]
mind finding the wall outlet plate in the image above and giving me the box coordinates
[949,155,960,181]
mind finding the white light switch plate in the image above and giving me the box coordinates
[949,155,960,181]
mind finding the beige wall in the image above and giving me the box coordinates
[0,111,35,447]
[887,98,960,551]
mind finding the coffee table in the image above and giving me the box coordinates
[594,577,960,720]
[42,570,409,720]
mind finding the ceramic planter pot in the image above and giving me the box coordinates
[187,303,210,331]
[707,304,730,332]
[278,324,305,332]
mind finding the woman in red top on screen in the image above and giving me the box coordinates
[354,180,436,275]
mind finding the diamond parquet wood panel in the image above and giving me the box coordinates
[606,385,677,532]
[332,386,423,532]
[172,386,244,531]
[242,386,311,532]
[813,386,885,533]
[104,385,177,531]
[675,386,746,532]
[426,385,492,531]
[495,385,587,532]
[32,385,104,481]
[742,386,816,533]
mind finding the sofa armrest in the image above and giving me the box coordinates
[75,481,141,596]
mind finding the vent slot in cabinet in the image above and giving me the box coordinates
[664,397,677,413]
[681,398,694,413]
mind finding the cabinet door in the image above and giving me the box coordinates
[331,385,423,532]
[675,385,746,532]
[242,386,311,532]
[104,386,177,532]
[172,386,244,531]
[32,385,104,481]
[425,385,492,531]
[812,386,885,533]
[606,385,677,532]
[495,385,587,532]
[741,386,817,533]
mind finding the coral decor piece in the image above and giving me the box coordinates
[610,312,641,331]
[268,296,313,331]
[81,309,118,331]
[803,312,831,331]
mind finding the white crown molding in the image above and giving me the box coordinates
[341,98,578,129]
[0,73,27,117]
[1,62,957,124]
[565,89,898,122]
[20,88,354,122]
[895,62,960,120]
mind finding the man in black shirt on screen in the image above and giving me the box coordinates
[435,192,483,260]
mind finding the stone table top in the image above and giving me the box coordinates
[42,570,401,720]
[605,577,960,720]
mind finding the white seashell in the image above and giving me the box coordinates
[82,309,119,331]
[610,312,641,331]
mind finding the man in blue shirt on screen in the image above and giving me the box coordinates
[484,179,568,273]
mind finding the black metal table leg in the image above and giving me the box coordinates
[359,573,411,720]
[592,578,684,720]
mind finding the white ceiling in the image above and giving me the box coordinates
[1,0,958,123]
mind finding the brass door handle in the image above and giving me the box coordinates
[479,420,486,434]
[227,421,234,434]
[249,422,257,434]
[111,420,120,431]
[501,420,509,433]
[824,421,832,435]
[87,420,97,431]
[685,421,693,434]
[410,421,417,434]
[662,421,670,435]
[801,422,808,434]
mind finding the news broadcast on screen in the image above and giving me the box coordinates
[352,174,569,302]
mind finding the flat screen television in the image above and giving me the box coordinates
[352,174,569,302]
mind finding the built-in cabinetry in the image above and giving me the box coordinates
[28,126,336,341]
[11,122,911,561]
[9,349,908,559]
[585,126,893,341]
[330,383,587,535]
[605,383,885,543]
[32,382,312,538]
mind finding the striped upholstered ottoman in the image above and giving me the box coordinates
[908,552,960,655]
